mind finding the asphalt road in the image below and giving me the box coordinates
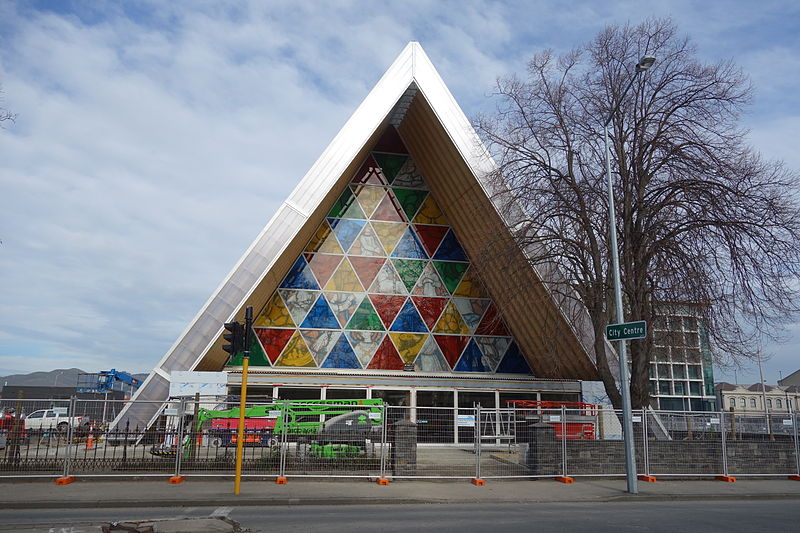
[2,500,799,532]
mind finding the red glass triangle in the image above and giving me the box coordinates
[411,296,448,330]
[255,328,295,364]
[367,335,405,370]
[349,256,386,288]
[305,253,343,287]
[372,125,408,154]
[371,191,407,222]
[433,335,469,369]
[351,155,387,185]
[369,294,407,328]
[414,224,449,256]
[475,304,510,336]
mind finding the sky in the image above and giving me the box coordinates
[1,0,799,386]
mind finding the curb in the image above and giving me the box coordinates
[3,492,800,510]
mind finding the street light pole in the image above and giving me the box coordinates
[603,55,655,495]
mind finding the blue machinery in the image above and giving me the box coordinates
[77,369,141,395]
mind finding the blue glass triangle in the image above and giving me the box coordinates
[390,228,428,259]
[327,218,366,252]
[454,339,488,372]
[322,335,361,369]
[280,256,320,290]
[390,299,428,332]
[495,342,531,374]
[433,229,468,261]
[300,294,340,329]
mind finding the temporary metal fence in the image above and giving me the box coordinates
[2,398,799,482]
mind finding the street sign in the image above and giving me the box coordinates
[606,321,647,341]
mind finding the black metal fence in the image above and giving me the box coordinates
[1,398,798,481]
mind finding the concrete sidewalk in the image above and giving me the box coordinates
[1,476,800,510]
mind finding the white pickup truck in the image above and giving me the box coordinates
[23,409,88,432]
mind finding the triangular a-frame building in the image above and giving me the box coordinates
[115,42,606,431]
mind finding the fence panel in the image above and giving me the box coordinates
[1,398,72,477]
[171,398,280,479]
[725,411,797,477]
[387,406,475,479]
[474,406,560,479]
[66,399,176,477]
[645,410,724,477]
[277,402,384,479]
[563,407,628,478]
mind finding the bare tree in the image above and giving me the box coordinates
[476,18,800,409]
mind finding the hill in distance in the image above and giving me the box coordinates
[0,368,148,388]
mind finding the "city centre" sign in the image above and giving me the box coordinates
[605,321,647,341]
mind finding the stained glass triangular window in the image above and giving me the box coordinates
[392,258,426,292]
[389,332,428,365]
[349,256,386,288]
[280,256,319,290]
[367,335,404,370]
[345,297,385,331]
[390,298,428,332]
[495,342,531,374]
[373,153,408,183]
[321,334,361,369]
[300,294,340,329]
[254,328,295,364]
[275,331,315,367]
[393,188,428,220]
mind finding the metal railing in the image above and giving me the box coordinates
[2,398,798,481]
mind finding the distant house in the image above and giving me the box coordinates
[715,382,799,412]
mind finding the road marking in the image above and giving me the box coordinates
[210,506,233,517]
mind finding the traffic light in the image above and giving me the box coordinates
[222,321,244,358]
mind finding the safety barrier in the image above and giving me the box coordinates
[2,398,799,483]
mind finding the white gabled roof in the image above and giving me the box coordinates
[113,42,609,431]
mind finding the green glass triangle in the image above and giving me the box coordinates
[391,258,427,292]
[373,153,408,183]
[225,329,270,367]
[393,188,428,220]
[433,261,469,294]
[345,297,385,331]
[328,187,366,219]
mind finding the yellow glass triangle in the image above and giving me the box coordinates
[453,267,486,298]
[412,196,449,225]
[254,293,296,328]
[305,222,344,254]
[275,331,315,367]
[352,185,386,218]
[371,221,407,254]
[323,257,364,292]
[433,301,470,334]
[389,332,428,364]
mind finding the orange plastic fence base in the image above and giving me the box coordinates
[789,475,800,481]
[471,478,485,486]
[168,476,185,484]
[716,475,736,483]
[556,476,574,484]
[276,477,288,485]
[638,474,657,483]
[376,477,390,486]
[55,476,75,485]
